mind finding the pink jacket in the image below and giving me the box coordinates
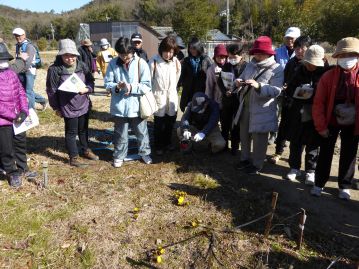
[0,69,28,126]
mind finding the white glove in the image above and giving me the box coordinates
[183,130,192,140]
[193,132,205,142]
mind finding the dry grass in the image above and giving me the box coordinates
[0,52,358,269]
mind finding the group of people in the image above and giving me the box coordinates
[0,27,358,202]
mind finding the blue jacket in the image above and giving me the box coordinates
[275,45,295,69]
[105,54,151,118]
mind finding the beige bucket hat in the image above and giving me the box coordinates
[303,45,325,66]
[332,37,359,58]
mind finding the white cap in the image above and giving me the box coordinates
[285,27,300,39]
[12,27,25,36]
[100,38,110,46]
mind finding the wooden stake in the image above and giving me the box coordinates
[297,208,306,250]
[264,192,278,238]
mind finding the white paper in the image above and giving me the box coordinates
[58,73,86,93]
[221,71,234,89]
[13,108,39,135]
[102,50,112,63]
[293,84,313,100]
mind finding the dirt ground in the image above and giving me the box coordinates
[0,61,358,268]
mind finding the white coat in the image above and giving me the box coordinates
[149,54,181,117]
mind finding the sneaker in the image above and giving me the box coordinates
[236,160,251,170]
[39,100,48,111]
[338,189,350,200]
[23,171,38,179]
[69,156,88,167]
[286,169,301,181]
[142,155,152,164]
[268,154,280,164]
[245,164,261,175]
[8,174,22,188]
[305,172,315,186]
[83,149,99,161]
[310,186,323,197]
[113,159,123,168]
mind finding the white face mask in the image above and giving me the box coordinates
[0,60,9,69]
[337,57,358,70]
[229,59,239,65]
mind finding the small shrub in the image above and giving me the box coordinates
[50,39,58,50]
[37,37,48,51]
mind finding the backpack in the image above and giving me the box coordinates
[16,40,42,69]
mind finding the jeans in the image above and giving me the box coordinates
[35,93,47,104]
[25,73,36,109]
[64,113,89,158]
[154,114,176,150]
[113,117,151,160]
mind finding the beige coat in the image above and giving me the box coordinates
[149,55,181,117]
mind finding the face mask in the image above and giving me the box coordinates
[337,57,358,70]
[102,45,109,50]
[0,60,9,69]
[229,59,239,65]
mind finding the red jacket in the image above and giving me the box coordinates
[312,64,359,135]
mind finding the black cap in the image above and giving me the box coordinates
[0,43,14,61]
[131,33,142,42]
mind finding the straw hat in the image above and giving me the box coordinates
[82,39,93,47]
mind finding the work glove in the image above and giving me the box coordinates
[183,130,192,140]
[15,111,27,124]
[193,132,205,142]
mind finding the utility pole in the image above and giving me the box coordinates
[50,23,55,40]
[226,0,230,35]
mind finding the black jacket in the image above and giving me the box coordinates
[134,48,148,62]
[78,46,95,73]
[179,55,212,111]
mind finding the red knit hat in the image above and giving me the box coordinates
[214,44,228,57]
[249,36,275,56]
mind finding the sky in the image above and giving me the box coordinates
[0,0,91,13]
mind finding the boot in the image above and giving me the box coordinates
[83,149,99,161]
[69,156,88,167]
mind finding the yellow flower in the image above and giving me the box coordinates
[156,255,162,263]
[133,207,140,213]
[177,196,185,205]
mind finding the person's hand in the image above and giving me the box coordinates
[245,79,260,89]
[193,132,205,142]
[15,111,27,124]
[19,52,29,61]
[79,88,89,95]
[319,129,329,138]
[123,83,131,96]
[55,111,62,117]
[235,79,243,88]
[183,130,191,140]
[225,90,232,97]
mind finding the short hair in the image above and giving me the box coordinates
[158,36,179,55]
[115,37,134,54]
[294,36,312,48]
[188,37,204,55]
[226,43,244,56]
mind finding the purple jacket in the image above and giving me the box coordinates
[0,69,29,126]
[46,57,94,118]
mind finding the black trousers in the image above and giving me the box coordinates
[315,125,359,189]
[275,101,290,155]
[220,97,240,149]
[154,114,176,149]
[64,113,89,158]
[0,126,26,176]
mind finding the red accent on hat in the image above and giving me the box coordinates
[249,36,275,56]
[214,44,228,57]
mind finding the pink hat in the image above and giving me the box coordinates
[214,44,228,57]
[249,36,275,56]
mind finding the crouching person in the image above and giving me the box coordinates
[177,92,225,153]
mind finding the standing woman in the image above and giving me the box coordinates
[234,36,284,174]
[179,37,212,112]
[105,37,152,168]
[149,36,181,155]
[312,37,359,200]
[46,39,99,167]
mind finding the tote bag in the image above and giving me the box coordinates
[139,59,158,119]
